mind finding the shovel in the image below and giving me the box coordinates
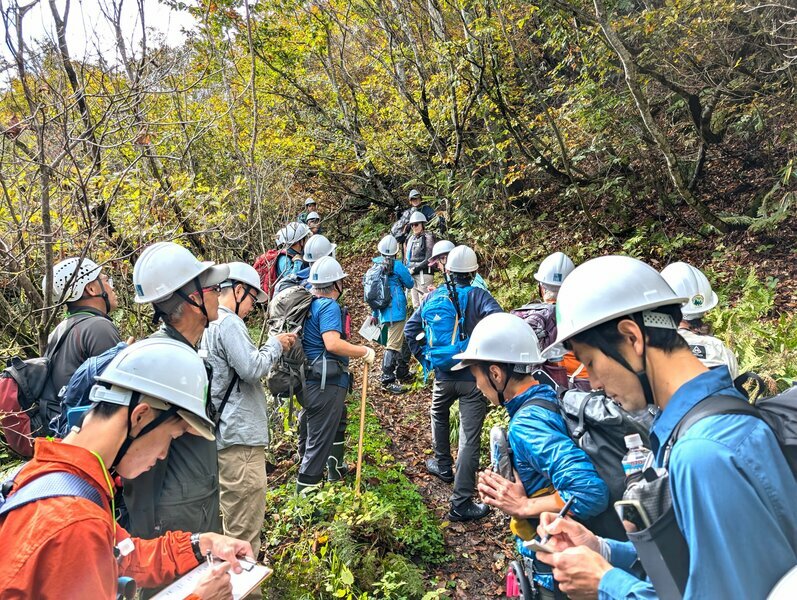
[354,363,369,496]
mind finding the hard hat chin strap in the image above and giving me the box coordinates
[483,363,512,406]
[597,314,655,406]
[111,392,180,469]
[176,277,210,328]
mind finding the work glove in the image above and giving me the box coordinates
[362,347,376,365]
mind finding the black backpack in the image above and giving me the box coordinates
[363,261,392,311]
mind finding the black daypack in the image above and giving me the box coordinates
[265,285,314,399]
[363,261,392,311]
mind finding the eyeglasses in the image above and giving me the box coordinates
[105,277,114,289]
[412,223,423,227]
[201,284,221,294]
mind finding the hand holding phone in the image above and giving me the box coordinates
[523,538,557,554]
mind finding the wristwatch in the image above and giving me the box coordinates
[190,532,204,562]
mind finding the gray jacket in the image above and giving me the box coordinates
[201,306,283,450]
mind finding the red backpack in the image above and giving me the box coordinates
[253,249,287,299]
[0,317,89,456]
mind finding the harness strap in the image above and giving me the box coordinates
[0,471,104,517]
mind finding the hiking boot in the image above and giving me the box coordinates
[425,458,454,483]
[381,381,406,394]
[448,500,490,522]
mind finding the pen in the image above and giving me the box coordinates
[539,496,576,546]
[206,551,214,567]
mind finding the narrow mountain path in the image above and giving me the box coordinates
[344,253,513,598]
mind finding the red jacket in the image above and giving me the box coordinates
[0,439,200,599]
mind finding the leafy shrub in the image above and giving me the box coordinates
[262,398,447,599]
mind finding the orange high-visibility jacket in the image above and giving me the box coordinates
[0,439,201,599]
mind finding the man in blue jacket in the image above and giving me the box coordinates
[534,255,797,599]
[455,312,610,599]
[405,245,502,521]
[370,235,415,394]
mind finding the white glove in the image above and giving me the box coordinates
[362,347,376,365]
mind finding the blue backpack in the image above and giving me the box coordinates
[420,284,472,372]
[51,342,128,437]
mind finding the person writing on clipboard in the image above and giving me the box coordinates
[0,339,253,599]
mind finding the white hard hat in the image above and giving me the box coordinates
[306,211,320,221]
[430,240,455,260]
[545,255,687,354]
[452,313,544,370]
[133,242,229,304]
[303,235,336,263]
[90,338,214,440]
[276,222,311,246]
[223,262,267,303]
[377,234,399,256]
[660,261,719,319]
[43,257,102,302]
[534,252,575,287]
[309,256,347,286]
[768,565,797,600]
[305,197,317,207]
[408,211,427,225]
[408,189,421,199]
[446,245,478,273]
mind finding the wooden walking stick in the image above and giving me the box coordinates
[354,363,369,496]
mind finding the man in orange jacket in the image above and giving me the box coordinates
[0,339,254,599]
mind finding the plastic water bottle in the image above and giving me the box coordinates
[622,433,652,486]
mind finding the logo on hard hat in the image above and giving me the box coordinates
[135,284,144,296]
[553,273,563,282]
[691,294,705,307]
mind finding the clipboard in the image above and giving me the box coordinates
[151,558,273,600]
[358,317,383,343]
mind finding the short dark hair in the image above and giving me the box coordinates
[478,363,530,383]
[569,304,688,354]
[90,401,126,419]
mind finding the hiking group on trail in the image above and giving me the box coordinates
[0,188,795,600]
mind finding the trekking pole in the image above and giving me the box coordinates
[354,363,369,496]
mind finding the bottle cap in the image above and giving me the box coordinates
[624,433,643,449]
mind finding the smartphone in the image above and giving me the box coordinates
[523,538,557,554]
[614,500,652,531]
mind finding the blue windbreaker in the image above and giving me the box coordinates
[505,384,610,590]
[369,257,414,324]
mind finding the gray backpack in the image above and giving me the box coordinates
[363,262,392,311]
[265,285,313,398]
[522,390,655,504]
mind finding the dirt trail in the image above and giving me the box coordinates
[345,253,514,598]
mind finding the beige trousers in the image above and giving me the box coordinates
[218,445,268,559]
[410,273,434,308]
[385,320,406,352]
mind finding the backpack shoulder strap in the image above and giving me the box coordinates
[0,471,104,518]
[214,373,241,427]
[46,313,96,361]
[519,396,560,415]
[664,394,760,466]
